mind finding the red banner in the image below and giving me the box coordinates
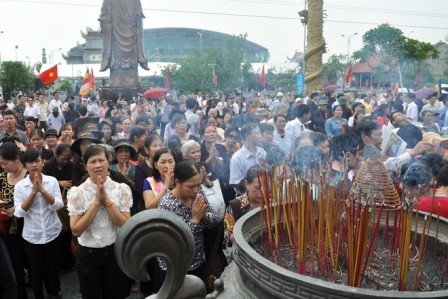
[165,69,171,90]
[344,65,352,85]
[89,68,95,91]
[259,65,266,88]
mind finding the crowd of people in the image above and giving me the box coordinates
[0,87,447,298]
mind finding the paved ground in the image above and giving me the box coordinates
[25,268,143,299]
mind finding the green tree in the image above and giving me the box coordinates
[171,34,247,94]
[241,63,259,91]
[58,80,73,96]
[440,50,448,83]
[0,61,34,99]
[264,68,298,92]
[171,51,208,93]
[353,24,439,88]
[323,54,346,85]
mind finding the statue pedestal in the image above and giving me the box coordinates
[109,68,140,89]
[99,67,143,101]
[99,87,143,102]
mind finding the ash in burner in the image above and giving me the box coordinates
[253,226,448,292]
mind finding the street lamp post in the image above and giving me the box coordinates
[0,31,4,63]
[341,33,357,89]
[49,48,62,64]
[15,45,18,61]
[341,32,358,61]
[302,1,308,75]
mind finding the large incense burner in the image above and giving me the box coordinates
[216,159,448,298]
[226,208,448,298]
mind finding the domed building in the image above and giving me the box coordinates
[63,27,270,64]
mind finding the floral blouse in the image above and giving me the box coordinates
[158,190,219,271]
[67,177,132,248]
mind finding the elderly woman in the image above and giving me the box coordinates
[203,116,225,139]
[182,140,225,219]
[181,140,202,165]
[273,114,294,158]
[14,148,64,299]
[118,117,132,139]
[67,145,132,299]
[182,140,215,187]
[158,160,219,290]
[110,139,137,181]
[45,129,59,152]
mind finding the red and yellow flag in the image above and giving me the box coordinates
[79,68,91,96]
[39,65,58,85]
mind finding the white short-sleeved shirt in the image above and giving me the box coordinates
[67,177,133,248]
[24,105,40,119]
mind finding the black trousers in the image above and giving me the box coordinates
[0,238,17,299]
[24,236,61,299]
[39,121,48,131]
[58,231,75,271]
[76,244,130,299]
[0,231,27,299]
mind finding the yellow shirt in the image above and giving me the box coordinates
[362,101,372,115]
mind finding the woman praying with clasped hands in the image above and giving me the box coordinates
[67,145,133,299]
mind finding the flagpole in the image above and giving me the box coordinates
[396,58,404,91]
